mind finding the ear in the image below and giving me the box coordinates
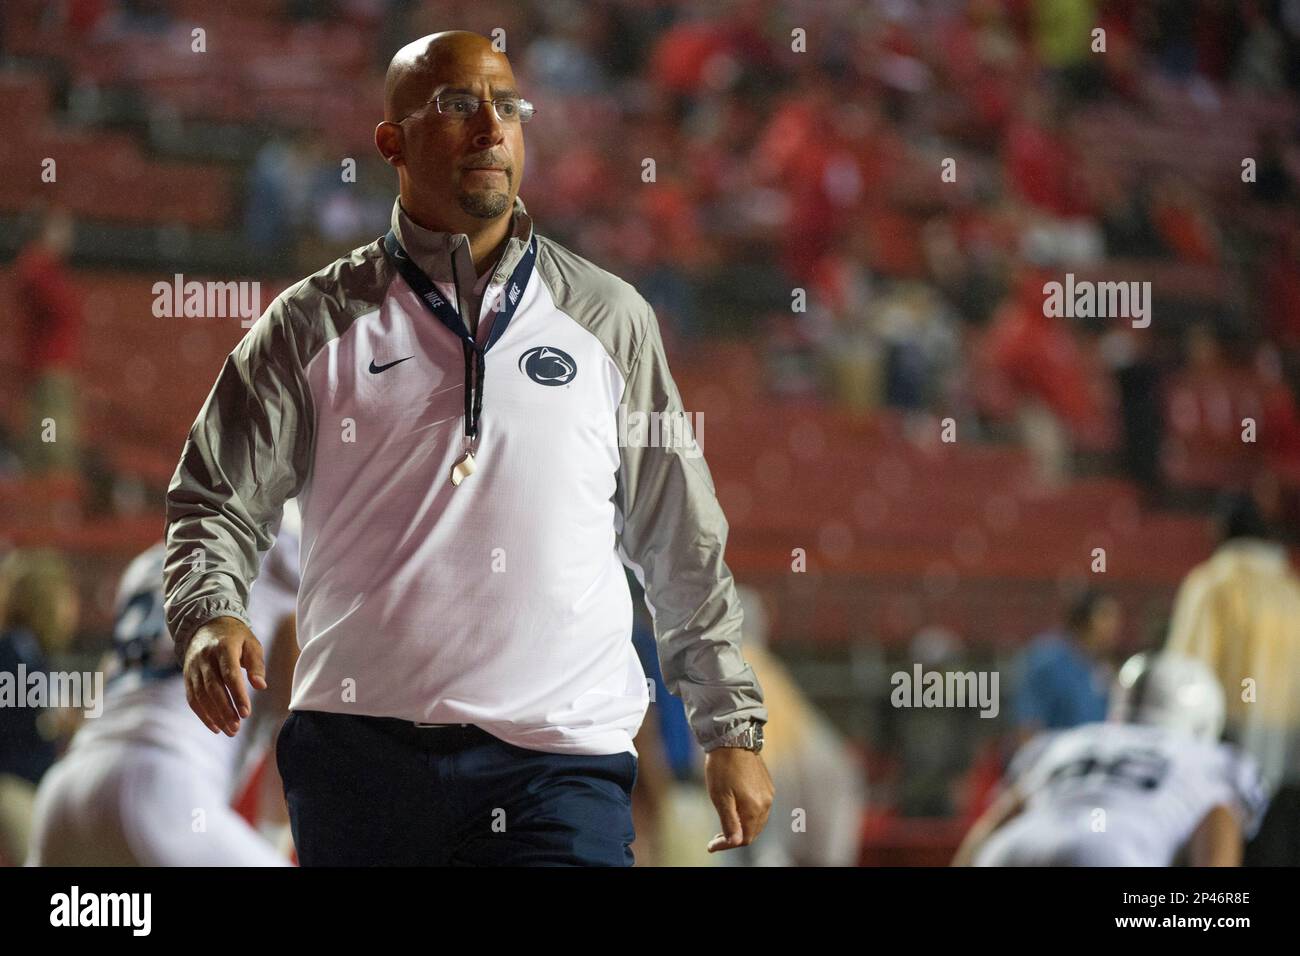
[375,121,404,167]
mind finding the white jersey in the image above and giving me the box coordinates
[71,502,301,793]
[976,722,1267,867]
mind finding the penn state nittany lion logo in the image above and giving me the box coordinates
[518,346,577,386]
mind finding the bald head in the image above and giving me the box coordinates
[375,30,526,251]
[384,31,510,122]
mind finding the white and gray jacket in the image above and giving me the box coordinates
[163,196,766,756]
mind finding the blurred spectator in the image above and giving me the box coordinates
[716,586,865,866]
[1012,588,1122,743]
[981,266,1100,484]
[1152,0,1199,81]
[1097,171,1165,258]
[1234,0,1287,91]
[874,281,963,413]
[13,207,83,476]
[0,550,80,788]
[630,616,695,782]
[310,156,393,257]
[626,650,671,867]
[1256,344,1300,475]
[1165,491,1300,865]
[895,626,981,818]
[648,11,743,99]
[1100,325,1165,493]
[1149,176,1220,267]
[624,174,707,340]
[1261,225,1300,351]
[244,130,337,268]
[51,0,114,38]
[627,576,696,866]
[1192,0,1248,84]
[922,211,1007,328]
[0,549,25,864]
[522,1,610,95]
[751,79,846,280]
[1033,0,1103,101]
[1003,88,1092,218]
[1253,129,1296,206]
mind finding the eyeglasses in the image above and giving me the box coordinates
[426,93,536,124]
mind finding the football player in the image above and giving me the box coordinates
[26,503,301,866]
[954,651,1266,866]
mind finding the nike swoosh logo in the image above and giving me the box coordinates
[369,356,413,374]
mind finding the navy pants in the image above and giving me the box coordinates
[276,710,637,866]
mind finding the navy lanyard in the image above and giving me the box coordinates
[383,229,537,443]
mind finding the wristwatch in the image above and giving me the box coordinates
[713,722,764,753]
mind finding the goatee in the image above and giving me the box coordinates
[458,191,511,219]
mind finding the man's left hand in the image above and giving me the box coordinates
[704,747,774,852]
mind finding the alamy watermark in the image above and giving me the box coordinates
[614,404,703,458]
[891,664,1000,718]
[0,666,103,718]
[1043,273,1151,329]
[50,886,151,936]
[152,274,263,327]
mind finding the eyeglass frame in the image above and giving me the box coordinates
[397,92,536,125]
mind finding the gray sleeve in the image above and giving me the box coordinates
[614,301,767,752]
[163,296,315,660]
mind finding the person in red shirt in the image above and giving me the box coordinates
[1004,90,1093,219]
[13,207,83,474]
[981,265,1100,483]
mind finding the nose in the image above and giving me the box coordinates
[470,104,506,151]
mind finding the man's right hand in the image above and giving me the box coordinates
[182,616,267,736]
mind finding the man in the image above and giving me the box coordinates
[27,506,300,866]
[1164,491,1300,865]
[163,30,771,866]
[1011,588,1121,743]
[954,652,1265,867]
[14,206,83,474]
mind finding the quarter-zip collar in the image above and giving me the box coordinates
[389,195,534,322]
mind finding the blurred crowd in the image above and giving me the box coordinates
[9,0,1299,499]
